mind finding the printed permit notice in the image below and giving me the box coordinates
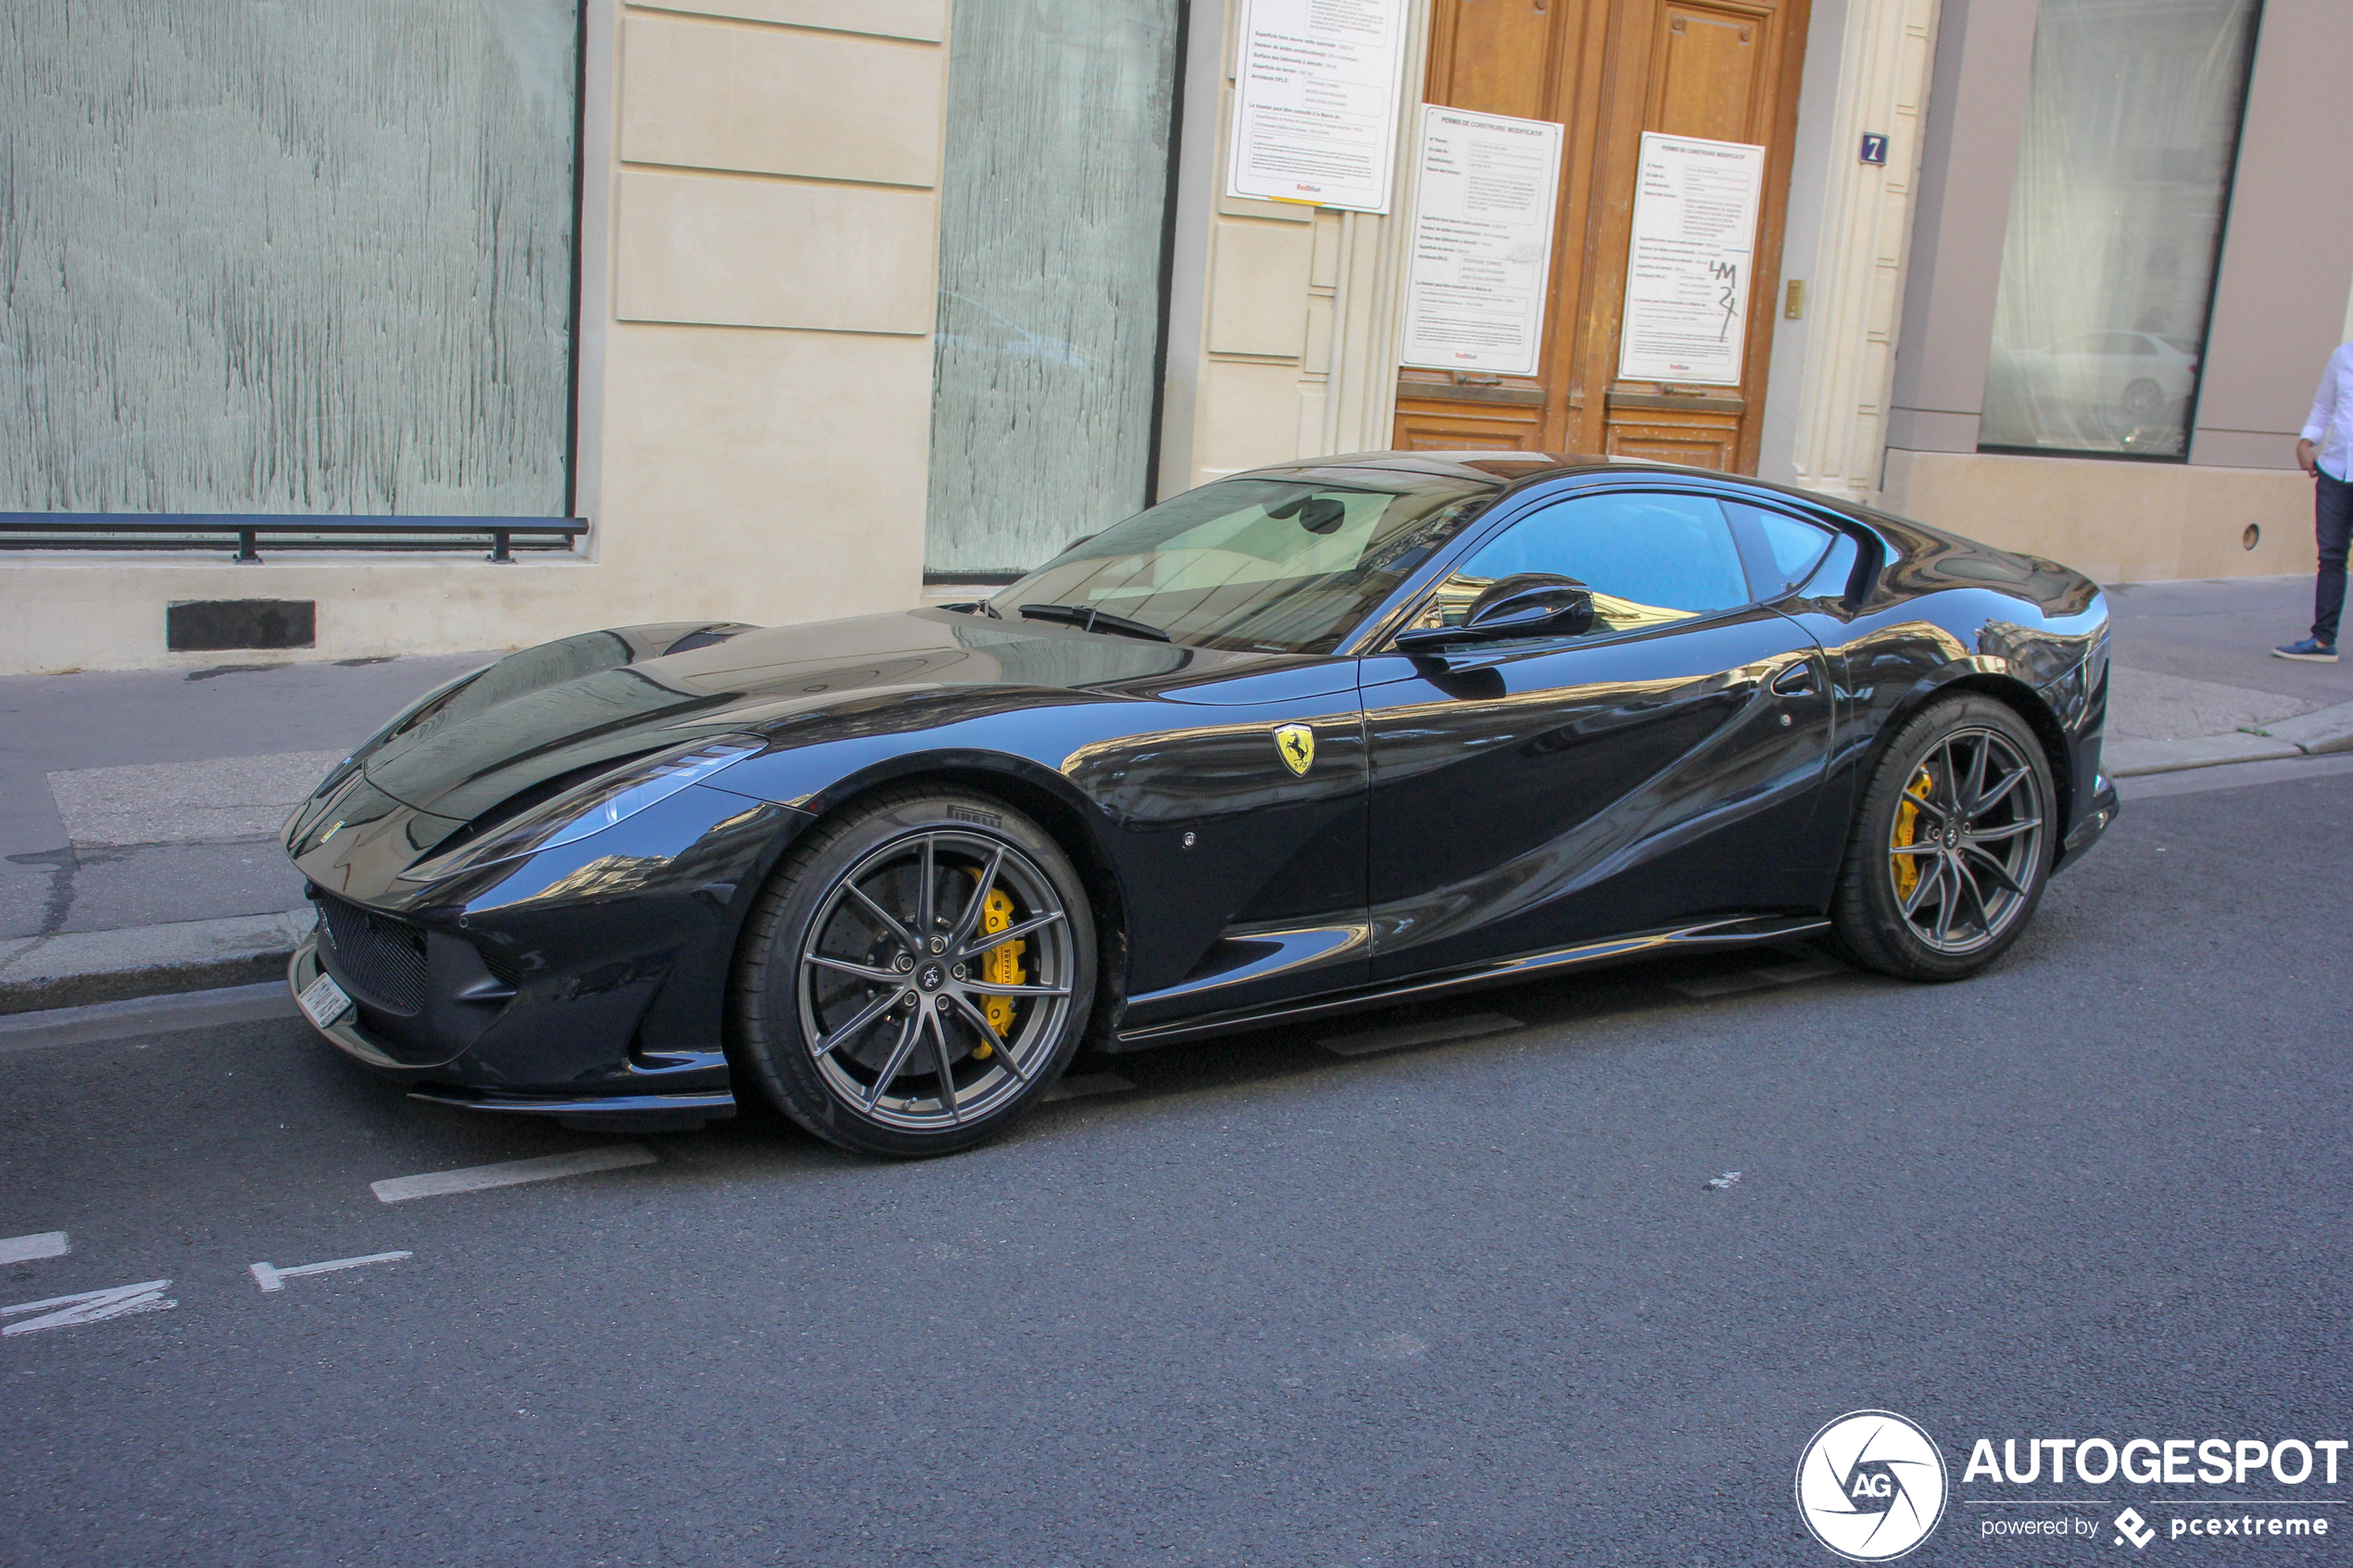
[1399,105,1566,379]
[1227,0,1410,213]
[1616,132,1768,386]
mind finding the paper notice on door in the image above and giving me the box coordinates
[1398,105,1566,379]
[1616,132,1768,386]
[1226,0,1410,214]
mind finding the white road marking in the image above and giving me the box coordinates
[371,1146,657,1204]
[0,1232,69,1265]
[250,1250,412,1292]
[1320,1011,1521,1058]
[1042,1072,1135,1102]
[2,1280,175,1336]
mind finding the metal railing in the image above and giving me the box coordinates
[0,514,588,563]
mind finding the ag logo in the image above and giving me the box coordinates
[1274,723,1315,776]
[1795,1411,1948,1562]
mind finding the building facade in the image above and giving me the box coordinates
[2,0,2344,672]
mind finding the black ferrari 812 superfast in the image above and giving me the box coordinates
[284,453,2117,1156]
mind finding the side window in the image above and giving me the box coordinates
[1419,491,1751,634]
[1723,500,1837,599]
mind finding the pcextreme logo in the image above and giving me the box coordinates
[1796,1410,1951,1562]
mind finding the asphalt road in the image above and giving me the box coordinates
[2,759,2349,1568]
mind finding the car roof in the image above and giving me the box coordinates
[1225,450,1883,521]
[1229,450,1617,486]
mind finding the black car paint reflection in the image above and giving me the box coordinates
[284,454,2119,1121]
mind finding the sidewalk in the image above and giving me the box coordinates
[4,577,2350,1013]
[2103,575,2353,772]
[0,652,492,1010]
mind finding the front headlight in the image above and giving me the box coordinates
[397,734,766,882]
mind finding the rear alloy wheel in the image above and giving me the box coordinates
[1829,695,2054,981]
[733,789,1094,1157]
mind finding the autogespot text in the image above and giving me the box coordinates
[1963,1436,2348,1486]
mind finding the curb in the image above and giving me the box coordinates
[0,909,313,1016]
[2108,697,2353,779]
[2244,697,2353,755]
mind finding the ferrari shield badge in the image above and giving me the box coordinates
[1274,723,1315,776]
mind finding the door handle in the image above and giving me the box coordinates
[1771,661,1817,696]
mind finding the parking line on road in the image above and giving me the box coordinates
[371,1146,658,1204]
[0,1232,69,1265]
[2,1280,174,1336]
[1320,1011,1521,1058]
[250,1251,413,1292]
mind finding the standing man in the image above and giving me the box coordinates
[2279,339,2353,660]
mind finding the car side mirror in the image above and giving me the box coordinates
[1394,575,1595,652]
[1265,495,1348,534]
[1292,496,1348,534]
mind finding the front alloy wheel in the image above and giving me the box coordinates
[799,828,1075,1131]
[734,788,1095,1157]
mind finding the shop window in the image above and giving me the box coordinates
[925,0,1183,578]
[0,1,578,515]
[1978,0,2259,459]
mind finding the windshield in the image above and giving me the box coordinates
[984,473,1497,653]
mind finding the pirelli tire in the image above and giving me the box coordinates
[731,787,1095,1159]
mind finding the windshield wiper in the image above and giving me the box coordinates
[1017,603,1172,643]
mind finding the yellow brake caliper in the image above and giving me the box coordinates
[969,882,1026,1059]
[1892,764,1933,901]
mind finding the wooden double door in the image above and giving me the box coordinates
[1394,0,1811,471]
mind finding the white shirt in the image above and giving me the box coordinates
[2301,341,2353,482]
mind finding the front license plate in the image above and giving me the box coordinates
[296,970,353,1030]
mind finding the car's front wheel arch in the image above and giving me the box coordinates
[1933,673,2074,837]
[775,763,1129,1046]
[916,765,1130,1046]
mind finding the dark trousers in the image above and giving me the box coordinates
[2319,470,2353,646]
